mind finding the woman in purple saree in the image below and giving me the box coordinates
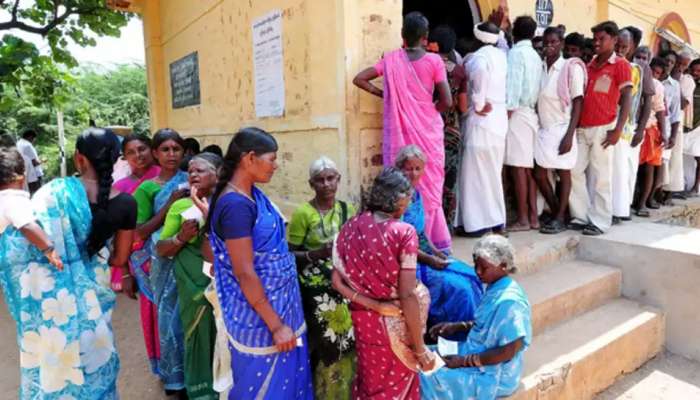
[353,11,453,252]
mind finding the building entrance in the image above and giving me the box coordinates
[403,0,479,52]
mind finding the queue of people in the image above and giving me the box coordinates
[2,8,699,400]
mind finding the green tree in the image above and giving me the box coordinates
[0,0,130,68]
[1,64,150,178]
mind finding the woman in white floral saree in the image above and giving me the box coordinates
[0,128,136,399]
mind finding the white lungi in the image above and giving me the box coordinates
[570,123,615,232]
[455,119,507,233]
[685,127,700,157]
[663,130,685,191]
[534,123,578,170]
[612,139,632,217]
[505,107,538,167]
[612,124,641,218]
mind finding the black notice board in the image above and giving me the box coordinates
[170,52,201,109]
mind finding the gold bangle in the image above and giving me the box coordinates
[351,291,359,302]
[122,273,131,279]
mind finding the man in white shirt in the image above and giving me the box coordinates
[534,26,585,234]
[455,22,508,236]
[16,130,44,194]
[505,16,543,232]
[660,51,684,203]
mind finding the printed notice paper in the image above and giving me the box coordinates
[252,10,285,118]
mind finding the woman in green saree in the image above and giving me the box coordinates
[155,152,223,400]
[287,156,356,399]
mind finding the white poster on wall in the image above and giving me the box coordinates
[252,10,285,118]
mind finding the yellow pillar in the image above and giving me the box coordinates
[596,0,609,22]
[141,0,169,131]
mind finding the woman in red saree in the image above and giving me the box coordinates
[353,11,453,252]
[332,168,437,400]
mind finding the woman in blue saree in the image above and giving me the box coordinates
[420,234,532,400]
[207,127,313,399]
[395,145,483,327]
[0,128,137,399]
[131,128,189,395]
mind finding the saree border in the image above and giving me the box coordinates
[227,322,307,356]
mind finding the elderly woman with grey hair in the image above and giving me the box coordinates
[287,156,356,398]
[332,167,436,399]
[420,234,532,400]
[395,144,483,328]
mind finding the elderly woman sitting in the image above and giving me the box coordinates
[287,156,356,398]
[395,145,483,327]
[420,234,532,400]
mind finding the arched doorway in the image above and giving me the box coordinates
[651,12,693,55]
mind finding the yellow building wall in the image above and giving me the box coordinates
[140,0,350,216]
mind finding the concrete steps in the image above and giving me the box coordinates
[452,231,580,275]
[450,232,666,400]
[518,261,621,336]
[509,299,665,400]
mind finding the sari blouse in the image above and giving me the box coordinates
[334,211,418,302]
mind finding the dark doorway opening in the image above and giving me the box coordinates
[403,0,478,42]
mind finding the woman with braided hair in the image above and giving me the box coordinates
[0,127,137,399]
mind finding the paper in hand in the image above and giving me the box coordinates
[421,352,445,376]
[202,261,213,279]
[437,337,459,356]
[181,205,204,225]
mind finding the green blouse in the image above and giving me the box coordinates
[133,180,162,224]
[287,200,356,250]
[160,198,201,246]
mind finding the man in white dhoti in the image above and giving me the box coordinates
[504,16,543,232]
[659,50,683,204]
[684,59,700,195]
[676,51,696,196]
[455,22,508,236]
[534,27,585,234]
[569,21,632,236]
[611,29,654,224]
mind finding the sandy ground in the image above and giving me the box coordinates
[0,294,167,399]
[596,351,700,399]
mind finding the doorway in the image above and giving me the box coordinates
[403,0,479,43]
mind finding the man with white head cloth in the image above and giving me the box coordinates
[455,22,508,236]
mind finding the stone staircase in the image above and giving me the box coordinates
[452,231,665,400]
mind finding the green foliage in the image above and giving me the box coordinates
[0,0,130,69]
[1,64,150,178]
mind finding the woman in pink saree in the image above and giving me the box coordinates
[112,134,162,377]
[332,168,437,400]
[353,11,453,251]
[112,134,161,292]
